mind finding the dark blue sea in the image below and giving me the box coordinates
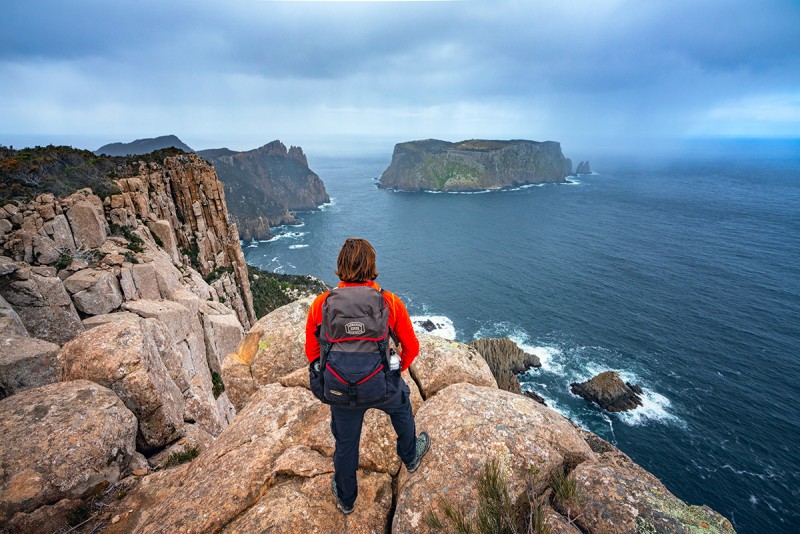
[244,139,800,533]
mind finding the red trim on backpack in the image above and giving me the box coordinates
[357,365,385,385]
[325,328,389,344]
[326,363,348,385]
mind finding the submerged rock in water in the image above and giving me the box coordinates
[570,370,643,412]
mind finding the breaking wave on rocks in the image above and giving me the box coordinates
[471,321,683,430]
[410,315,456,340]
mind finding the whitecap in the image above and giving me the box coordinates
[411,315,456,340]
[615,388,685,427]
[511,340,564,375]
[265,231,307,243]
[288,244,309,249]
[319,198,337,211]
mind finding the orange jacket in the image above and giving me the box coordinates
[305,281,420,372]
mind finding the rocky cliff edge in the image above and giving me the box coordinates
[0,296,734,534]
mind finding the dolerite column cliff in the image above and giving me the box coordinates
[116,154,256,328]
[198,141,330,241]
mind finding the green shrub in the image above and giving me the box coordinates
[212,372,225,399]
[247,265,328,319]
[110,223,145,253]
[55,252,72,271]
[164,446,200,468]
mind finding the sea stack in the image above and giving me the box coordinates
[570,370,643,412]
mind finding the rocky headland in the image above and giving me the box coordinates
[0,146,734,533]
[198,141,330,241]
[92,136,331,241]
[378,139,573,192]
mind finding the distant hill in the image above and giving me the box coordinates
[95,135,193,156]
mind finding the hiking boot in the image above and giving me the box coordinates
[406,431,431,474]
[331,477,354,515]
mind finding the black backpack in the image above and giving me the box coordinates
[309,286,401,407]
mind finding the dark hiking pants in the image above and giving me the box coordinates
[330,381,416,508]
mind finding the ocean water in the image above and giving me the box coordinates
[244,140,800,533]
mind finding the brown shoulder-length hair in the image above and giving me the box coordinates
[335,238,378,282]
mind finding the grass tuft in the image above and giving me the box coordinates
[164,445,200,468]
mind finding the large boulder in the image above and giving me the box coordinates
[202,309,245,375]
[570,450,735,533]
[123,298,229,436]
[0,267,84,345]
[0,380,137,531]
[58,317,186,451]
[221,469,392,533]
[64,192,107,249]
[570,371,643,412]
[0,294,28,336]
[222,296,312,409]
[0,335,59,398]
[392,383,594,533]
[409,333,498,399]
[99,384,393,534]
[468,337,541,394]
[63,267,123,315]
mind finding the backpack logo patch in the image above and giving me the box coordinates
[345,322,366,336]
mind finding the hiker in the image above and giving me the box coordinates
[305,237,430,514]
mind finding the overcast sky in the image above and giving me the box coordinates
[2,0,799,156]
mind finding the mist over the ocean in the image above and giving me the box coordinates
[245,139,800,533]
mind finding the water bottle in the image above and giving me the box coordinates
[389,349,400,371]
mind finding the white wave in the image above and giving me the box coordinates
[616,388,685,427]
[265,231,307,243]
[288,244,308,249]
[411,315,456,340]
[319,198,337,211]
[524,345,564,374]
[247,241,259,248]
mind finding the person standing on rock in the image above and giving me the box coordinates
[305,237,430,515]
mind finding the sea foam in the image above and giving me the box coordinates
[411,315,456,340]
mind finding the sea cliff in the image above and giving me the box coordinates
[198,141,330,241]
[379,139,573,192]
[0,147,734,533]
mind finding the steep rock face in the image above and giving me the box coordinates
[570,370,643,412]
[0,380,137,532]
[0,150,252,445]
[199,141,330,241]
[379,139,573,192]
[115,153,256,328]
[468,337,541,394]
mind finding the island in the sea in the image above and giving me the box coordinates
[378,138,573,192]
